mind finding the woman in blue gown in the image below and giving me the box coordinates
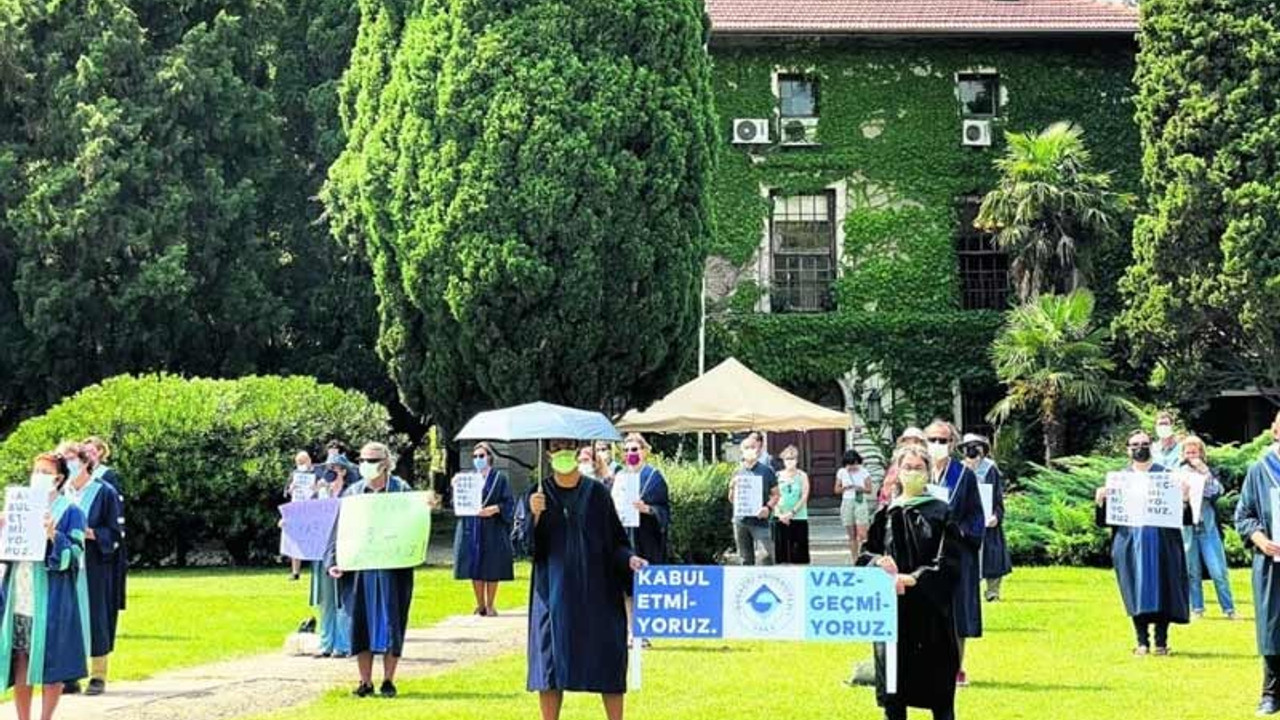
[960,434,1012,602]
[513,438,648,720]
[312,455,352,658]
[453,442,515,617]
[1234,412,1280,715]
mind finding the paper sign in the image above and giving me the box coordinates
[1,487,48,562]
[926,484,949,504]
[336,492,432,570]
[1271,487,1280,565]
[613,471,641,528]
[289,472,317,502]
[978,483,994,525]
[279,498,340,560]
[452,473,484,517]
[733,474,764,519]
[1178,470,1207,525]
[1105,472,1182,529]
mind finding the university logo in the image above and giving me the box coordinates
[729,570,798,635]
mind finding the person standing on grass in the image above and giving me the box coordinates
[858,444,961,720]
[960,434,1012,602]
[81,437,127,632]
[1178,436,1235,621]
[924,420,983,687]
[513,437,648,720]
[838,449,872,563]
[1234,411,1280,716]
[326,442,416,699]
[593,440,623,489]
[285,451,318,581]
[772,445,811,565]
[312,455,353,658]
[730,434,780,566]
[1094,429,1191,657]
[0,452,89,720]
[1152,411,1182,470]
[453,442,515,618]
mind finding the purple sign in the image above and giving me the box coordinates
[279,498,340,560]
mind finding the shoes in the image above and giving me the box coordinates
[332,652,350,659]
[1228,610,1239,621]
[956,671,968,687]
[1153,646,1171,656]
[1192,610,1204,619]
[1257,696,1280,716]
[1133,645,1150,656]
[63,680,82,695]
[485,607,498,617]
[85,679,105,696]
[290,573,300,581]
[473,607,487,617]
[380,680,397,698]
[984,592,1000,602]
[353,682,375,698]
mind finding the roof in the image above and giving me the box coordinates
[706,0,1139,37]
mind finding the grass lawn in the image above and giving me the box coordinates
[247,566,1262,720]
[113,563,531,681]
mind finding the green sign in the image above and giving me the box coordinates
[336,492,432,570]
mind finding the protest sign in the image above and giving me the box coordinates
[336,492,431,570]
[279,498,340,561]
[289,471,317,502]
[1,487,48,562]
[1179,470,1207,525]
[1105,472,1182,529]
[732,474,763,520]
[452,473,484,517]
[926,484,949,504]
[978,484,994,525]
[612,471,640,528]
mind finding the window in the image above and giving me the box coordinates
[770,192,836,313]
[956,197,1010,310]
[778,75,818,119]
[960,380,1003,439]
[957,73,999,117]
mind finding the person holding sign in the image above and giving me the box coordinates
[57,440,124,696]
[620,434,669,566]
[285,451,318,581]
[960,434,1012,603]
[1233,411,1280,715]
[858,445,961,720]
[1094,429,1191,656]
[311,455,353,658]
[326,442,417,699]
[512,437,648,720]
[452,442,515,617]
[924,420,983,686]
[772,445,811,565]
[0,452,90,720]
[729,434,779,566]
[1178,436,1235,620]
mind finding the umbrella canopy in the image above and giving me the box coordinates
[454,401,622,442]
[616,358,852,433]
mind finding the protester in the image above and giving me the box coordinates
[57,440,124,695]
[747,431,776,470]
[619,434,669,565]
[1094,429,1191,656]
[837,449,872,563]
[772,445,811,565]
[325,439,349,464]
[327,442,416,698]
[858,444,960,720]
[729,434,779,566]
[576,446,598,481]
[453,442,515,618]
[512,437,648,720]
[878,427,927,510]
[1152,411,1182,470]
[80,436,128,682]
[286,451,318,581]
[312,455,353,658]
[961,434,1012,602]
[1234,411,1280,715]
[924,420,983,686]
[0,452,89,720]
[594,440,623,488]
[1179,435,1235,620]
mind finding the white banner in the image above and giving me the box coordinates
[732,473,764,520]
[451,473,484,517]
[1105,471,1182,529]
[0,487,48,562]
[612,471,641,528]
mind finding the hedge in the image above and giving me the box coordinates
[0,374,394,566]
[649,457,735,564]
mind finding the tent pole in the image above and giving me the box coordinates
[697,274,706,462]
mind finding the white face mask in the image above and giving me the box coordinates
[742,447,759,464]
[30,472,55,497]
[784,458,798,470]
[577,462,594,477]
[1155,424,1174,440]
[359,461,381,480]
[928,442,950,460]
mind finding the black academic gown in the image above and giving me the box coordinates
[1235,453,1280,655]
[858,497,961,712]
[630,466,670,565]
[452,470,516,582]
[513,478,634,694]
[976,461,1013,579]
[938,460,983,638]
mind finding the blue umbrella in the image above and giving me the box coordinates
[454,401,622,442]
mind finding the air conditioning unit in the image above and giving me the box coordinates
[780,117,819,146]
[732,118,771,145]
[962,118,993,147]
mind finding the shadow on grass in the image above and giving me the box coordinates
[395,691,524,701]
[119,633,187,642]
[976,681,1110,692]
[1170,651,1256,660]
[985,626,1049,634]
[651,645,746,654]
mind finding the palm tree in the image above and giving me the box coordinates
[988,290,1129,463]
[975,122,1132,301]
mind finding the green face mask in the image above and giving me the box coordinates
[550,449,578,475]
[899,470,928,497]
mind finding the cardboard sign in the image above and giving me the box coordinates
[278,498,340,560]
[452,473,484,517]
[336,492,431,570]
[289,472,317,503]
[978,483,994,525]
[612,471,641,528]
[0,487,48,562]
[732,474,764,520]
[1105,472,1182,529]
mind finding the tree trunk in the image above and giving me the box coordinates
[1042,409,1066,464]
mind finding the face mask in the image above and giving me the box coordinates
[29,472,55,496]
[550,450,578,475]
[327,450,340,462]
[928,442,950,460]
[296,464,309,472]
[900,470,928,497]
[359,461,381,480]
[963,446,982,459]
[625,452,642,466]
[742,448,758,464]
[577,462,594,477]
[472,456,489,473]
[1130,446,1152,463]
[784,458,798,470]
[1155,425,1174,440]
[66,459,82,478]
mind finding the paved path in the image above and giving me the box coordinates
[2,611,527,720]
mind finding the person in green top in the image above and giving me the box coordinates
[772,445,811,565]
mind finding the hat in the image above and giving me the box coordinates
[896,427,927,446]
[960,433,991,450]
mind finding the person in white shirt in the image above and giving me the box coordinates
[837,450,873,562]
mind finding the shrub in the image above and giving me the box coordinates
[0,374,394,566]
[650,458,735,564]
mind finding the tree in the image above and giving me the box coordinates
[327,0,717,429]
[989,290,1129,463]
[1116,0,1280,408]
[976,122,1132,302]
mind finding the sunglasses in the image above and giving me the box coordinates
[624,447,641,453]
[359,457,382,463]
[1127,443,1151,449]
[472,453,487,459]
[926,438,950,445]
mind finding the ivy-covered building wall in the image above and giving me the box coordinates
[704,37,1141,437]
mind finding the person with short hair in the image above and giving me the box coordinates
[593,440,623,488]
[453,442,515,617]
[960,434,1012,602]
[1178,435,1235,620]
[838,449,872,562]
[312,455,354,658]
[729,434,780,566]
[772,445,811,565]
[878,428,927,510]
[1235,411,1280,715]
[1152,411,1182,469]
[285,451,317,581]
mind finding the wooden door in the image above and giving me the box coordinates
[767,430,845,498]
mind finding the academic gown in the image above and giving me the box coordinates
[513,478,634,694]
[328,477,416,657]
[975,460,1013,580]
[1095,463,1191,624]
[67,479,124,657]
[453,470,516,582]
[629,466,670,565]
[0,497,89,688]
[91,465,128,613]
[1234,452,1280,655]
[857,497,961,711]
[938,459,984,638]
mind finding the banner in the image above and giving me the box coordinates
[612,471,641,528]
[451,473,484,517]
[732,474,763,520]
[1,487,48,562]
[336,492,431,570]
[1105,471,1182,529]
[289,471,317,503]
[978,484,994,525]
[278,498,340,561]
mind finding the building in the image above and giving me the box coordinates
[702,0,1141,493]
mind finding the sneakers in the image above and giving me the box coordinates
[1258,696,1280,716]
[1192,610,1204,619]
[1133,645,1150,656]
[353,682,375,698]
[1228,610,1239,621]
[85,678,106,696]
[984,592,1000,602]
[956,671,969,687]
[380,680,397,698]
[1153,646,1171,656]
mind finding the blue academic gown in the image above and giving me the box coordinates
[513,478,634,694]
[0,497,89,688]
[69,480,124,657]
[90,465,127,613]
[976,460,1013,580]
[629,466,670,565]
[328,477,416,657]
[939,459,984,638]
[1095,463,1191,623]
[1235,451,1280,655]
[453,470,516,582]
